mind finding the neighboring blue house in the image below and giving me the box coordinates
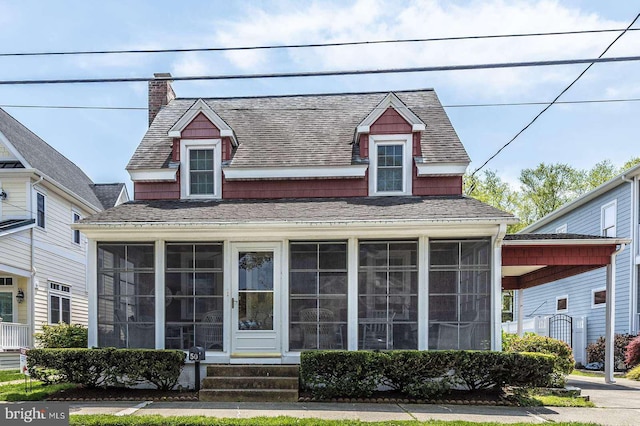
[515,163,639,361]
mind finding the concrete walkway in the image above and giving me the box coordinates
[64,374,640,425]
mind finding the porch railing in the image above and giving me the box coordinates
[0,322,30,350]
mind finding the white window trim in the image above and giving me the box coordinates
[368,134,413,196]
[48,281,71,324]
[555,224,568,234]
[35,190,46,230]
[72,210,82,245]
[592,287,606,309]
[601,200,617,237]
[555,295,569,313]
[179,139,222,199]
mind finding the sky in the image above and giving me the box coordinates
[0,0,639,193]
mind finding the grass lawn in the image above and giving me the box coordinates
[0,380,76,401]
[0,369,24,382]
[69,416,601,426]
[570,370,625,378]
[532,395,594,407]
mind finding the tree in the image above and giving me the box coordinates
[518,163,582,221]
[579,159,617,193]
[620,157,640,173]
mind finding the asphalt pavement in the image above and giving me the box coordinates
[65,374,640,425]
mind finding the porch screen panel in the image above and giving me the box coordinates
[165,243,223,351]
[289,242,347,350]
[428,239,491,350]
[358,241,418,350]
[97,243,155,348]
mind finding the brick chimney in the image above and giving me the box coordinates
[148,72,175,126]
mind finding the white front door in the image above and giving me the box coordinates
[230,242,281,356]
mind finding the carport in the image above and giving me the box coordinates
[501,233,630,383]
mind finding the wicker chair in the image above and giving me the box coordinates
[201,310,223,350]
[299,308,342,349]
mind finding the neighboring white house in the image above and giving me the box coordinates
[0,108,128,368]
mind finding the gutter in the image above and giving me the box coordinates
[29,174,44,347]
[605,243,627,384]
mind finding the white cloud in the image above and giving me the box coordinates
[184,0,629,98]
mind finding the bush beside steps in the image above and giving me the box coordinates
[300,350,559,402]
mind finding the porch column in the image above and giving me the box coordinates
[87,239,98,347]
[154,240,165,349]
[492,237,503,351]
[517,289,524,336]
[605,261,615,383]
[347,237,358,351]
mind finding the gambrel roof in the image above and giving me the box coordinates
[127,89,470,170]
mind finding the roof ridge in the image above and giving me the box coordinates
[175,88,435,101]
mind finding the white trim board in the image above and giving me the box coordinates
[223,165,367,180]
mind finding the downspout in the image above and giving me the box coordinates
[493,223,507,351]
[605,243,627,384]
[30,174,44,346]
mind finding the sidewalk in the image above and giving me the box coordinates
[65,375,638,425]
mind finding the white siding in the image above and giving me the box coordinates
[0,230,31,271]
[523,182,633,344]
[0,141,16,159]
[31,183,90,332]
[0,177,29,219]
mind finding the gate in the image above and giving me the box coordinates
[548,314,572,347]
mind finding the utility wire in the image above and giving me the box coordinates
[3,97,640,111]
[470,12,640,181]
[1,27,639,57]
[2,55,640,86]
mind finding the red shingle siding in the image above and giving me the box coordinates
[370,108,412,134]
[134,181,180,200]
[502,245,615,266]
[413,174,463,196]
[359,134,368,158]
[181,112,220,138]
[223,177,368,199]
[222,137,233,161]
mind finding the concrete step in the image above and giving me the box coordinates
[202,376,298,390]
[199,389,299,402]
[206,364,299,378]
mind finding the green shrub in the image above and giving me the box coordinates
[587,334,635,370]
[34,323,88,348]
[505,334,573,385]
[300,350,556,399]
[300,351,384,399]
[384,351,454,398]
[27,348,185,390]
[627,365,640,381]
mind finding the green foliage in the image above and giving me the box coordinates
[503,334,574,386]
[27,348,185,390]
[586,334,636,370]
[626,365,640,381]
[0,370,24,382]
[300,351,384,398]
[383,351,454,398]
[624,335,640,368]
[34,323,88,348]
[300,350,556,399]
[465,157,639,230]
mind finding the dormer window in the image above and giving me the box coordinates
[369,134,412,196]
[180,139,221,199]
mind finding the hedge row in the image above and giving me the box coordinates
[300,350,556,399]
[27,348,185,390]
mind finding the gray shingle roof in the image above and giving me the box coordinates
[80,196,515,224]
[504,233,614,241]
[90,183,125,208]
[0,108,104,209]
[128,89,469,170]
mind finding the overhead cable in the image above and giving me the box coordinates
[1,55,640,85]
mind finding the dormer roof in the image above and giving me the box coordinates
[167,98,238,145]
[127,89,470,171]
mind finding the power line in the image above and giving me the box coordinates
[1,27,639,58]
[3,97,640,111]
[2,55,640,86]
[470,12,640,180]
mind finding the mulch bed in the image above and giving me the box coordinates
[47,385,198,402]
[48,386,518,406]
